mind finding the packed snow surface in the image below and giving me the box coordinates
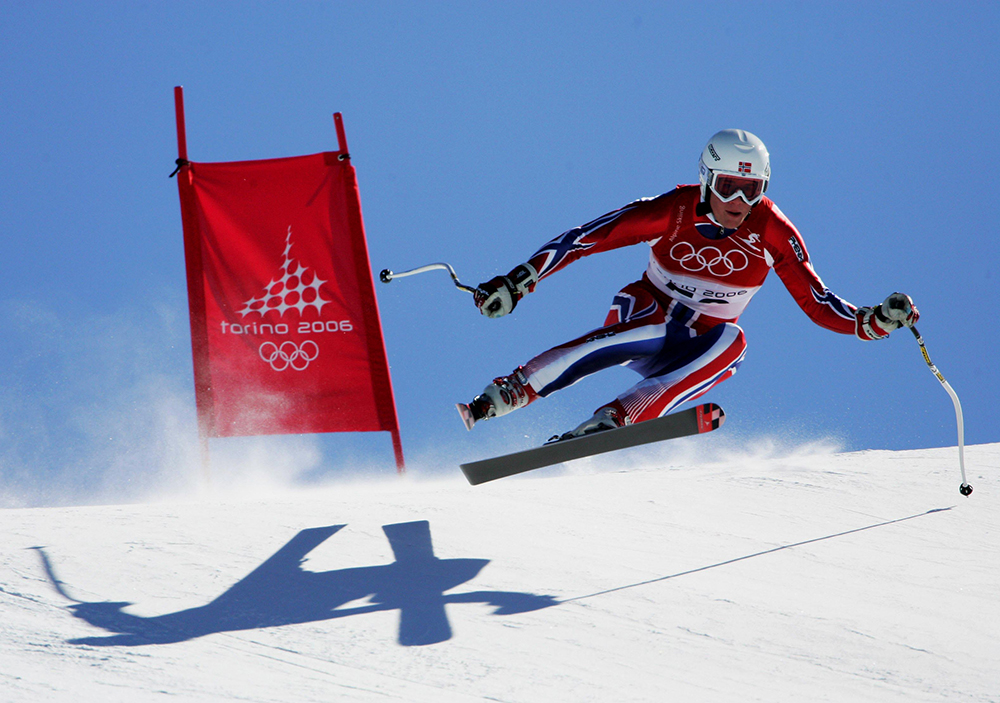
[1,441,997,702]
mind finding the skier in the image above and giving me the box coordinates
[457,129,919,440]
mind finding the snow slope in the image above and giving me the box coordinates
[1,441,997,702]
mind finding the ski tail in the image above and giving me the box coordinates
[696,403,725,433]
[456,403,476,431]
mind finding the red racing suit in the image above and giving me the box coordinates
[513,185,861,423]
[526,185,858,335]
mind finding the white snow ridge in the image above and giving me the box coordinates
[1,442,997,702]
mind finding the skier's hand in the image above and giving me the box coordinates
[855,292,919,340]
[880,292,920,328]
[474,263,538,319]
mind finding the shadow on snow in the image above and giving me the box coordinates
[35,520,556,647]
[36,508,952,647]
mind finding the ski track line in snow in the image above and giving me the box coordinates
[558,506,954,603]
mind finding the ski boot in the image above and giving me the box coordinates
[457,367,537,430]
[547,401,629,444]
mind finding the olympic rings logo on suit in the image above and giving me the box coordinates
[670,242,749,276]
[259,340,320,371]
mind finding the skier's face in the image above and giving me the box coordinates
[709,191,752,230]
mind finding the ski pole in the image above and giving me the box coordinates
[379,262,477,295]
[910,326,972,496]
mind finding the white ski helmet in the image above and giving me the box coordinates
[699,129,770,205]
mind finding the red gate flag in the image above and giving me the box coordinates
[172,88,403,469]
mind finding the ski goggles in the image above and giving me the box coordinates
[708,171,766,206]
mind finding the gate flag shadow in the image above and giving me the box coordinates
[35,520,556,647]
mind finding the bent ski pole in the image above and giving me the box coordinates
[911,327,972,496]
[379,262,477,295]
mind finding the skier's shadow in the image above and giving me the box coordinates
[35,521,556,647]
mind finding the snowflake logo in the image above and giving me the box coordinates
[238,227,331,318]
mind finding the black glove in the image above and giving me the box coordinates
[474,263,538,318]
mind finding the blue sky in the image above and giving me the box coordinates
[1,2,997,499]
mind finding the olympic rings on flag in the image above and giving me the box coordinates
[670,242,749,276]
[259,340,320,371]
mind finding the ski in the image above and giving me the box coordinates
[460,403,725,485]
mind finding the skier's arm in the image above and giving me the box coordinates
[768,213,918,340]
[526,194,675,282]
[474,192,677,319]
[769,230,859,335]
